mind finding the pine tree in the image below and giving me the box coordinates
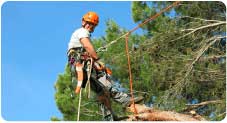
[130,1,226,120]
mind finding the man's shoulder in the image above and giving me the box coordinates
[78,28,90,36]
[72,27,90,38]
[75,27,89,33]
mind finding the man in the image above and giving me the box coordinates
[67,11,143,121]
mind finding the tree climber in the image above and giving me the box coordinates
[67,11,144,121]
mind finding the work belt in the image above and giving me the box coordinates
[67,47,91,64]
[67,47,85,55]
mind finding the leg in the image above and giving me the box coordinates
[90,76,115,121]
[99,103,114,121]
[97,74,144,107]
[97,90,114,121]
[74,62,84,94]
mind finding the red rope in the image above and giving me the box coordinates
[129,1,181,33]
[125,33,137,115]
[124,1,181,117]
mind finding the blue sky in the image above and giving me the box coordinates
[1,1,143,121]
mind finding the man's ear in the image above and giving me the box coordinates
[82,20,86,27]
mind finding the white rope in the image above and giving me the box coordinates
[85,58,93,98]
[77,58,93,121]
[96,32,130,53]
[77,89,82,121]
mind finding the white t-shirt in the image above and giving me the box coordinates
[68,27,91,50]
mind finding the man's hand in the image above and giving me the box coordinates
[94,59,105,70]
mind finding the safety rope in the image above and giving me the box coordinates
[128,1,181,34]
[125,1,181,117]
[97,33,130,52]
[125,33,138,114]
[97,1,181,117]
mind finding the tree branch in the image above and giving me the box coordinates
[171,22,226,42]
[198,55,226,62]
[179,16,225,23]
[183,100,223,112]
[165,36,225,98]
[186,100,222,107]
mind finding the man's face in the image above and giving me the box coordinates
[82,20,97,33]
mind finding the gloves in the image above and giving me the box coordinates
[94,59,105,71]
[105,67,112,75]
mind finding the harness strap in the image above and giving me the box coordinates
[85,58,93,98]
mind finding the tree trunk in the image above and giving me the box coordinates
[125,104,206,121]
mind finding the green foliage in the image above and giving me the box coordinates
[176,1,226,21]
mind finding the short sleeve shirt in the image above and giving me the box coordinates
[68,27,91,50]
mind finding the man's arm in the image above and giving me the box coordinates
[80,37,99,60]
